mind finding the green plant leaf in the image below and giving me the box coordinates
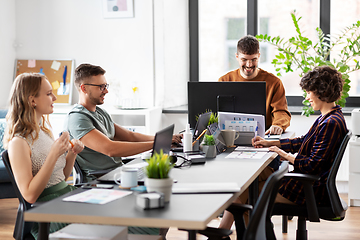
[256,11,359,116]
[145,150,174,179]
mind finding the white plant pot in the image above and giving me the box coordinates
[144,177,173,202]
[202,145,217,158]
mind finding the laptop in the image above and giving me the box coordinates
[171,112,212,152]
[97,124,175,183]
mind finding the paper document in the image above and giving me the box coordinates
[63,189,132,204]
[172,182,240,193]
[234,146,269,152]
[226,151,268,159]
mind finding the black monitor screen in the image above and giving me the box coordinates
[187,82,266,128]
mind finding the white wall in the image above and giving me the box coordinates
[0,0,16,108]
[0,0,189,110]
[13,0,154,107]
[155,0,188,108]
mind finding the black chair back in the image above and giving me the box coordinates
[246,161,289,240]
[1,150,34,240]
[227,161,289,240]
[326,130,351,217]
[73,160,86,185]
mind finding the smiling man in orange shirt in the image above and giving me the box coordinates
[219,35,291,135]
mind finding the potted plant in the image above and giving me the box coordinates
[256,11,360,116]
[208,112,219,125]
[202,134,217,158]
[144,150,174,202]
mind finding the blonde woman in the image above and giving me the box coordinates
[3,73,84,239]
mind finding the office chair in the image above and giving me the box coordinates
[1,150,40,240]
[73,160,86,185]
[73,160,115,185]
[226,161,289,240]
[272,130,352,240]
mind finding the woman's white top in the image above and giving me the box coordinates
[16,129,66,188]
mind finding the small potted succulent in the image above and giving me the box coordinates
[202,134,217,158]
[144,150,174,202]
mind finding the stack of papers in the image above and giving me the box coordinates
[226,146,270,159]
[63,189,132,204]
[226,151,267,159]
[234,146,269,152]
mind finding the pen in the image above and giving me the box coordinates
[254,126,258,139]
[192,129,207,146]
[62,65,67,94]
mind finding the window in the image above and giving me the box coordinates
[331,0,360,96]
[226,18,246,71]
[192,0,360,107]
[199,0,247,81]
[258,0,320,96]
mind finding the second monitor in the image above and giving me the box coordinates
[187,81,266,128]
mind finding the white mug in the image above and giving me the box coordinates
[221,130,240,147]
[114,168,138,188]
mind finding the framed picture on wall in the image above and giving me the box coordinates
[102,0,134,18]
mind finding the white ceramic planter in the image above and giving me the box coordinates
[144,177,173,202]
[202,145,217,158]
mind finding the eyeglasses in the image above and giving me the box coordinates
[83,83,109,91]
[171,154,192,169]
[240,58,258,64]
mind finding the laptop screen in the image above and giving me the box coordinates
[193,112,212,141]
[152,124,174,156]
[98,124,175,182]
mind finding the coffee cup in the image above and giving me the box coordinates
[114,168,138,188]
[221,130,240,147]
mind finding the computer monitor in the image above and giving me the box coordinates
[187,81,266,128]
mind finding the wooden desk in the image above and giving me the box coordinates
[25,151,276,240]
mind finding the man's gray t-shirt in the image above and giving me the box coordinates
[64,104,122,179]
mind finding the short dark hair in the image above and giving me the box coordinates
[300,66,344,103]
[237,35,259,55]
[74,63,106,89]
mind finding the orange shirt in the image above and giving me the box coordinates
[219,68,291,131]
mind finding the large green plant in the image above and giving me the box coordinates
[256,11,360,116]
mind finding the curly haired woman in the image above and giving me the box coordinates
[220,65,348,230]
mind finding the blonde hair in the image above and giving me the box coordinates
[3,73,53,148]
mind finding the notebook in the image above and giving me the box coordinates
[97,124,174,183]
[171,112,212,152]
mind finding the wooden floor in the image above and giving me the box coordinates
[1,194,360,240]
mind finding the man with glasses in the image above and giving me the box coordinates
[219,35,291,135]
[64,63,181,182]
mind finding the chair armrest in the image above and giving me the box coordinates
[283,173,320,182]
[88,169,112,178]
[227,203,253,213]
[283,173,320,222]
[31,201,45,208]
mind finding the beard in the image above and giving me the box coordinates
[241,65,256,76]
[89,93,105,105]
